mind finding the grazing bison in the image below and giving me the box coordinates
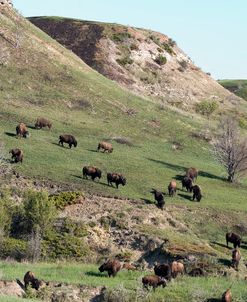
[35,117,52,130]
[226,232,241,248]
[222,288,232,302]
[97,141,113,153]
[154,263,171,281]
[188,268,204,277]
[150,189,165,210]
[23,271,42,290]
[181,176,193,192]
[99,259,121,277]
[142,275,166,290]
[168,180,177,196]
[59,135,77,148]
[16,123,29,138]
[107,172,126,189]
[192,185,202,201]
[122,263,136,270]
[171,261,185,278]
[83,166,102,181]
[231,248,241,270]
[186,167,198,181]
[9,148,23,163]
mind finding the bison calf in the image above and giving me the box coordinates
[168,180,177,196]
[192,185,202,202]
[226,232,241,248]
[9,148,23,163]
[107,172,126,189]
[35,117,52,130]
[150,189,165,210]
[142,275,166,290]
[16,123,29,138]
[97,141,113,153]
[171,261,185,278]
[59,135,77,148]
[231,248,241,270]
[99,259,121,277]
[222,288,232,302]
[83,166,102,181]
[23,271,44,290]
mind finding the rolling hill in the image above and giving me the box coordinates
[0,4,247,301]
[28,16,242,111]
[219,79,247,101]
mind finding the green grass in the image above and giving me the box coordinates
[0,261,247,302]
[0,297,39,302]
[219,79,247,101]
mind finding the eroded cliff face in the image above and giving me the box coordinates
[29,17,239,110]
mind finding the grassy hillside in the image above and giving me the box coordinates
[1,6,247,302]
[219,79,247,101]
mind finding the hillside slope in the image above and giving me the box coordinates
[219,79,247,101]
[29,16,241,110]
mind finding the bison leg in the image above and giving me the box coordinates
[192,194,195,201]
[69,143,72,149]
[116,183,119,189]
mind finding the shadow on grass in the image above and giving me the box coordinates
[210,241,228,249]
[198,170,225,181]
[174,174,184,181]
[206,299,221,302]
[146,158,186,172]
[71,174,82,180]
[5,132,16,137]
[27,125,36,129]
[218,258,231,267]
[86,149,98,153]
[85,271,104,278]
[177,193,192,201]
[140,198,155,205]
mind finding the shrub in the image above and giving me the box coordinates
[0,237,27,260]
[0,198,11,236]
[195,100,219,117]
[239,117,247,129]
[112,32,132,42]
[149,34,160,45]
[178,60,188,72]
[154,54,167,65]
[161,42,174,55]
[116,56,134,66]
[130,43,138,51]
[23,190,57,236]
[49,191,83,210]
[168,38,176,47]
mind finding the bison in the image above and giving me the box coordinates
[188,267,204,277]
[142,275,166,290]
[122,263,136,270]
[181,176,193,192]
[192,185,202,201]
[107,172,126,189]
[222,288,232,302]
[16,123,29,138]
[168,180,177,197]
[231,248,241,270]
[35,117,52,130]
[154,263,171,281]
[171,261,185,278]
[150,189,165,210]
[23,271,43,290]
[9,148,23,163]
[97,141,113,153]
[99,259,121,277]
[186,167,198,181]
[226,232,241,248]
[58,135,77,148]
[83,166,102,181]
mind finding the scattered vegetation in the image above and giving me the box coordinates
[112,32,132,42]
[154,54,167,65]
[116,56,134,66]
[49,191,83,210]
[195,100,219,117]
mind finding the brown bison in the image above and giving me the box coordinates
[186,167,198,181]
[99,259,121,277]
[142,275,166,290]
[107,172,126,189]
[150,189,165,210]
[97,141,113,153]
[16,123,29,138]
[168,180,177,196]
[226,232,241,248]
[23,271,42,290]
[83,166,102,181]
[188,267,205,277]
[171,261,185,278]
[154,263,171,281]
[181,176,193,192]
[35,117,52,130]
[122,263,136,270]
[9,148,23,163]
[222,288,232,302]
[59,135,77,148]
[231,248,241,270]
[192,185,202,201]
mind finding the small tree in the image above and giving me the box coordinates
[212,117,247,182]
[195,100,219,118]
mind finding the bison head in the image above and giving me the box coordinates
[73,140,77,147]
[120,176,126,186]
[99,263,106,272]
[23,131,30,138]
[96,169,102,179]
[31,278,42,290]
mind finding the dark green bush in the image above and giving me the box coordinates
[195,100,219,117]
[154,54,167,65]
[112,32,132,42]
[0,237,27,260]
[62,218,88,237]
[168,38,176,47]
[162,42,174,55]
[49,191,83,210]
[116,56,134,66]
[0,198,11,236]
